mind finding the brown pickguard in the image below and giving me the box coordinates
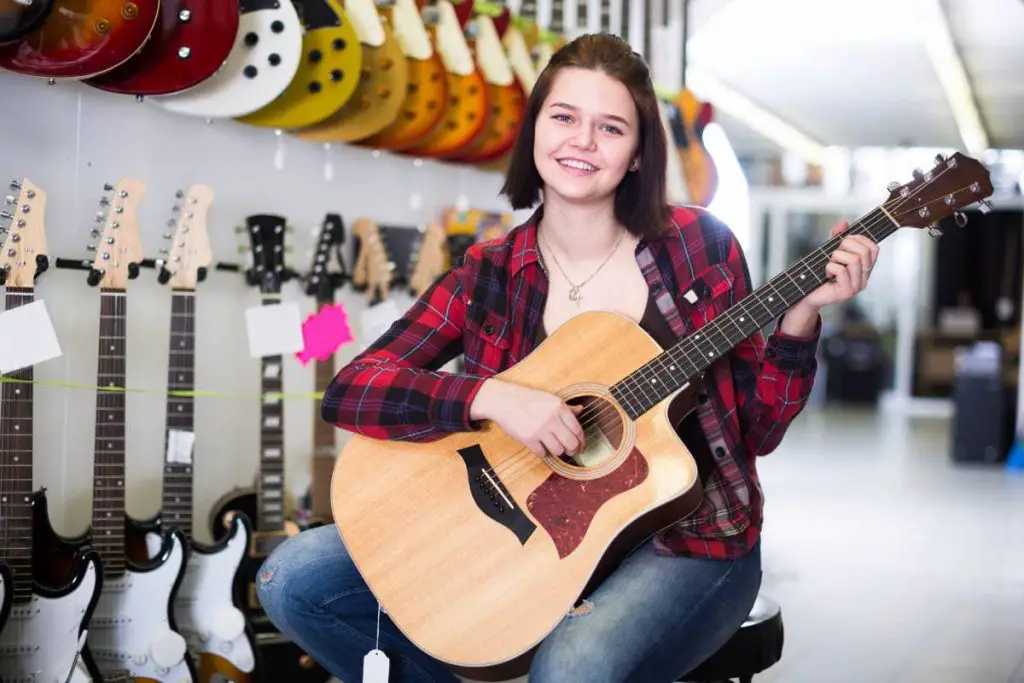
[294,8,408,143]
[527,446,649,559]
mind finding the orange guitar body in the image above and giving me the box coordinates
[402,59,488,158]
[362,50,449,150]
[454,78,525,163]
[667,88,718,207]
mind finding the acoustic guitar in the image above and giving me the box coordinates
[293,0,409,143]
[400,0,488,159]
[0,0,160,79]
[329,154,995,680]
[0,0,53,45]
[149,0,304,119]
[86,0,241,96]
[357,0,448,151]
[236,0,363,130]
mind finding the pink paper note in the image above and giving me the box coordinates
[295,303,355,366]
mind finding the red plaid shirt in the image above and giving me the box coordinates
[322,205,820,560]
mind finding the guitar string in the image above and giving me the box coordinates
[482,165,968,486]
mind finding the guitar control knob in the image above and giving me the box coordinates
[151,632,187,668]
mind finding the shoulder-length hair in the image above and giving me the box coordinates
[499,33,671,240]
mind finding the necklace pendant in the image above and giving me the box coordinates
[568,285,580,302]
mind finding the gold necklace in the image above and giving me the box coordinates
[540,228,625,304]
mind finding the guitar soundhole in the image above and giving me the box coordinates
[557,395,624,470]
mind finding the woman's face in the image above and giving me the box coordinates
[532,67,641,207]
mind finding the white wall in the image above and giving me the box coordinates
[0,72,517,544]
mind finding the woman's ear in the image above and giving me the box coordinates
[629,158,641,172]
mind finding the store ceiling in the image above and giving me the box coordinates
[683,0,1024,156]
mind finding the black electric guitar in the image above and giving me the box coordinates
[0,179,103,683]
[209,215,331,682]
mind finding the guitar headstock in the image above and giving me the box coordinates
[238,213,292,295]
[158,184,215,290]
[304,212,348,301]
[407,221,447,296]
[351,217,394,304]
[0,178,49,288]
[882,152,995,234]
[87,178,146,289]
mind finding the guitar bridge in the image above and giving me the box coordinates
[457,444,536,545]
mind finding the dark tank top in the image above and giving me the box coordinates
[535,294,715,485]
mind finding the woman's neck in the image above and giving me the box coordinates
[538,193,626,261]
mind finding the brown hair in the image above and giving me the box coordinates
[499,33,671,239]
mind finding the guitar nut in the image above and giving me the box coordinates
[122,2,139,19]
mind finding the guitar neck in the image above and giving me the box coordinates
[162,290,196,541]
[611,208,899,417]
[0,288,37,603]
[312,296,337,458]
[92,289,129,578]
[258,299,286,533]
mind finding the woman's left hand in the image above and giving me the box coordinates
[798,220,880,312]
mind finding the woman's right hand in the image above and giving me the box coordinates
[470,378,586,458]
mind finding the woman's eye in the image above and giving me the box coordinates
[553,113,572,123]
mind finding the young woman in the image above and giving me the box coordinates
[258,33,879,683]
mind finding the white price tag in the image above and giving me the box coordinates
[359,300,401,351]
[0,299,62,374]
[245,302,304,358]
[362,649,390,683]
[166,429,195,465]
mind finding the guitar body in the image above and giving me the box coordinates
[236,0,362,130]
[0,564,9,637]
[149,0,303,119]
[667,88,718,208]
[209,488,332,683]
[330,311,704,680]
[0,494,102,683]
[402,66,487,158]
[86,0,242,96]
[453,79,525,163]
[0,0,159,79]
[359,50,447,150]
[126,512,257,683]
[0,0,54,45]
[293,16,409,144]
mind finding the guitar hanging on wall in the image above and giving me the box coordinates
[329,153,995,681]
[0,0,54,45]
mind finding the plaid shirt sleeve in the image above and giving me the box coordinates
[320,265,488,443]
[725,231,821,457]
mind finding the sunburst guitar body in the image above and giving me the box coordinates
[236,0,362,130]
[0,0,54,45]
[0,0,160,79]
[401,0,486,159]
[86,0,241,96]
[357,0,447,151]
[149,0,304,119]
[293,0,408,144]
[667,88,719,207]
[452,11,524,163]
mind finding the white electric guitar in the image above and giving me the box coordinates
[65,179,197,682]
[149,0,303,119]
[127,185,257,681]
[0,178,103,683]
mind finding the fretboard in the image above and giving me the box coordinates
[610,208,899,417]
[312,297,337,458]
[162,291,196,541]
[259,299,286,532]
[0,288,37,602]
[92,290,128,578]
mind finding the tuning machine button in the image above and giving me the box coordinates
[954,211,968,228]
[927,226,943,238]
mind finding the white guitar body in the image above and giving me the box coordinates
[149,1,303,119]
[0,554,100,683]
[145,514,255,677]
[87,530,196,682]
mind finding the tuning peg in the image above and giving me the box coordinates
[934,153,946,164]
[9,179,21,190]
[159,248,170,255]
[978,199,993,214]
[99,197,110,206]
[912,168,924,180]
[171,205,180,213]
[237,245,248,254]
[167,219,177,228]
[234,225,246,234]
[162,232,173,239]
[927,226,943,238]
[954,211,968,228]
[175,189,184,199]
[886,182,900,192]
[103,183,114,192]
[3,195,15,206]
[86,244,98,252]
[90,229,101,238]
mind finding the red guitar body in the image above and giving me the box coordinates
[0,0,160,79]
[87,0,241,95]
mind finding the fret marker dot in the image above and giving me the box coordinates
[768,297,774,302]
[177,406,183,412]
[708,352,713,357]
[117,480,122,486]
[107,443,113,449]
[650,378,657,384]
[800,274,806,280]
[13,425,18,431]
[740,316,745,322]
[178,374,184,381]
[109,345,114,351]
[23,496,29,503]
[12,456,17,462]
[14,389,19,395]
[2,496,6,503]
[669,365,675,371]
[106,530,111,535]
[180,341,185,347]
[106,512,112,517]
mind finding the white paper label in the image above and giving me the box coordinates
[166,429,195,465]
[363,649,390,683]
[0,299,62,374]
[245,302,304,358]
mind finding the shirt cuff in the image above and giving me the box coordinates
[432,372,490,433]
[767,313,821,374]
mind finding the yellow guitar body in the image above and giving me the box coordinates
[294,0,409,143]
[236,0,363,130]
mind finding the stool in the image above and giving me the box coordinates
[677,594,784,683]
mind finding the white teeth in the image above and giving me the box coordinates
[559,159,596,172]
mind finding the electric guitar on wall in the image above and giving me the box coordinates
[150,0,304,119]
[122,185,258,683]
[0,0,161,79]
[0,178,104,683]
[0,0,54,45]
[329,154,995,680]
[209,215,331,683]
[86,0,242,96]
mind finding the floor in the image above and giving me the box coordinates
[336,406,1024,683]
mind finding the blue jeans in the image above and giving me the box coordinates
[257,525,761,683]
